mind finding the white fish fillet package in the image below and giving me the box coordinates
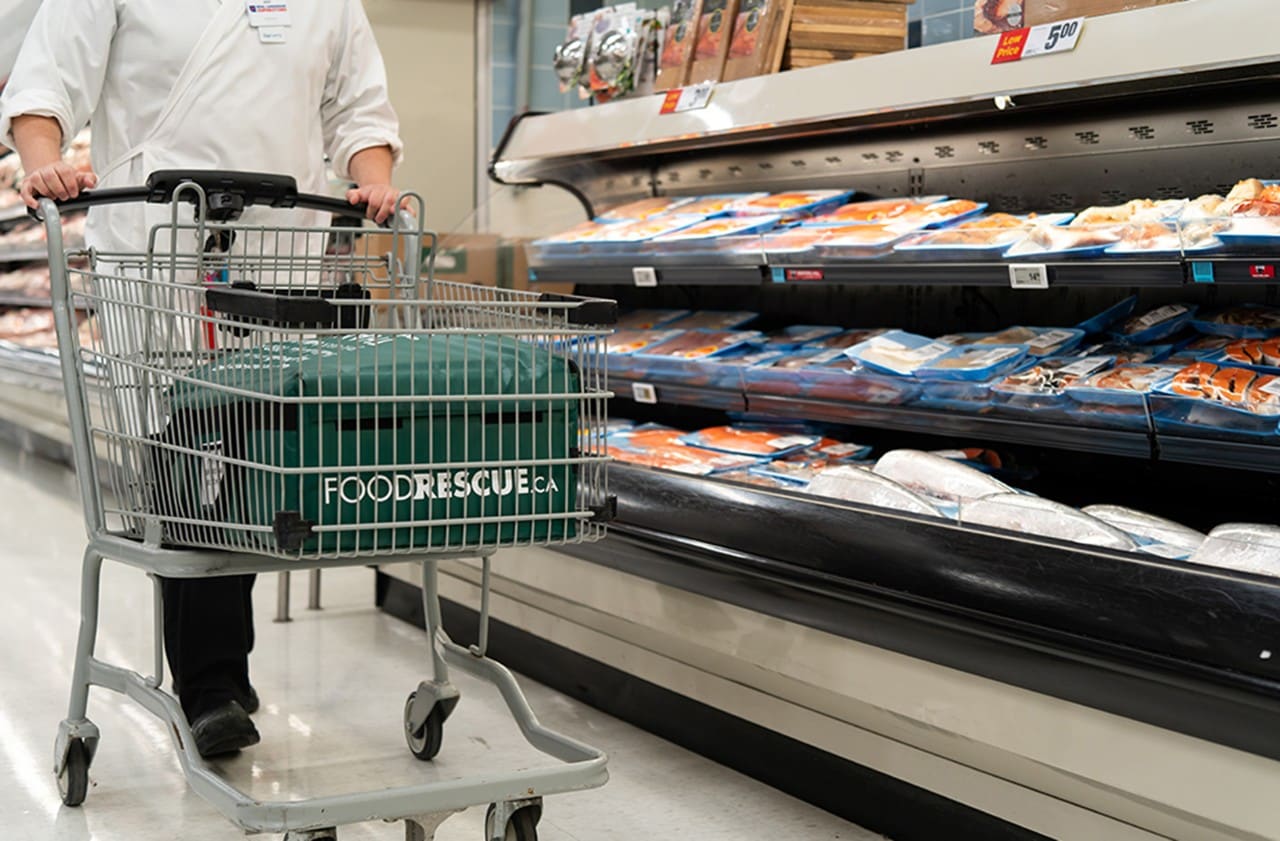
[806,465,944,517]
[1191,524,1280,577]
[961,494,1138,551]
[873,450,1013,505]
[1082,505,1206,557]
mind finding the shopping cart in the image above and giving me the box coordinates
[36,170,616,840]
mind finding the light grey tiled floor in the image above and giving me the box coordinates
[0,443,882,840]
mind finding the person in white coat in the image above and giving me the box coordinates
[0,0,406,758]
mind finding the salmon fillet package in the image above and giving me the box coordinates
[722,0,794,82]
[656,0,704,90]
[688,0,741,83]
[680,426,820,457]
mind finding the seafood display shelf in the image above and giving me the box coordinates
[530,255,1280,289]
[611,373,1280,475]
[0,240,81,264]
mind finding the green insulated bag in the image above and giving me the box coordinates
[156,333,581,554]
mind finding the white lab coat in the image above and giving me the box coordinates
[0,0,42,87]
[0,0,403,254]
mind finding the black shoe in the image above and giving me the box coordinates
[190,701,260,758]
[241,686,260,715]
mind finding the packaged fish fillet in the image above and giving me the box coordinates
[1191,304,1280,339]
[616,309,692,330]
[755,227,830,255]
[895,212,1075,252]
[730,190,854,218]
[994,355,1115,399]
[960,494,1139,551]
[681,426,820,457]
[1165,335,1232,365]
[1113,304,1198,344]
[814,225,909,250]
[1159,363,1280,416]
[748,459,824,486]
[607,426,759,475]
[1082,505,1206,557]
[607,328,686,355]
[1065,364,1182,402]
[1190,524,1280,577]
[673,194,770,217]
[1076,341,1173,365]
[672,310,759,330]
[589,214,708,243]
[651,214,782,243]
[719,469,808,490]
[1076,296,1139,334]
[596,196,695,222]
[534,220,618,247]
[845,331,953,377]
[804,465,944,517]
[809,328,889,350]
[915,345,1027,381]
[1215,337,1280,371]
[872,450,1013,506]
[939,326,1084,358]
[640,329,763,360]
[752,325,846,350]
[806,197,940,226]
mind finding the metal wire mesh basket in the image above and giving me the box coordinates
[55,174,615,560]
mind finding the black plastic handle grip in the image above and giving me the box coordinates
[31,169,375,223]
[205,285,337,328]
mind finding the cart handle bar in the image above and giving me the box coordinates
[29,169,386,226]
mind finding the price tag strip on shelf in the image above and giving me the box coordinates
[1009,263,1049,289]
[660,81,715,115]
[631,382,659,404]
[992,18,1084,64]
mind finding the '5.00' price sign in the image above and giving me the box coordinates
[992,18,1084,64]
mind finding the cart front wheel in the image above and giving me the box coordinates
[57,738,90,807]
[485,804,539,841]
[403,692,445,761]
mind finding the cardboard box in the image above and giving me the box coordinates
[784,0,907,64]
[1023,0,1183,26]
[723,0,796,81]
[500,238,574,295]
[689,0,742,83]
[427,233,502,287]
[656,0,704,91]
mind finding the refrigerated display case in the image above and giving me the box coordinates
[378,2,1280,839]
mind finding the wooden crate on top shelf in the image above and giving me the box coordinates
[782,0,911,71]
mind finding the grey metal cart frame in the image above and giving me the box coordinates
[38,171,614,840]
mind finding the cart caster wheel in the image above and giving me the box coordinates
[485,804,539,841]
[404,692,445,761]
[57,738,90,807]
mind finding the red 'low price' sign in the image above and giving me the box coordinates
[992,18,1084,64]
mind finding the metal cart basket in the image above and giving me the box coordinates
[38,170,615,840]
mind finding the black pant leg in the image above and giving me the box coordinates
[161,574,256,721]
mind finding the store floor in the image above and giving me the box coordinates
[0,442,880,841]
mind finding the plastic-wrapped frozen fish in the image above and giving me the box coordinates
[1082,505,1205,557]
[1190,524,1280,577]
[960,494,1139,551]
[805,465,943,517]
[872,450,1012,506]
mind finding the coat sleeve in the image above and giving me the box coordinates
[0,0,117,150]
[321,0,404,181]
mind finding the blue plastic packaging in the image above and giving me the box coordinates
[1076,296,1139,335]
[844,330,953,377]
[1190,305,1280,339]
[751,325,846,350]
[1112,304,1198,344]
[915,345,1028,381]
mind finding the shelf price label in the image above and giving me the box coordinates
[633,266,658,287]
[992,18,1084,64]
[631,382,659,404]
[1009,263,1049,289]
[660,81,715,115]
